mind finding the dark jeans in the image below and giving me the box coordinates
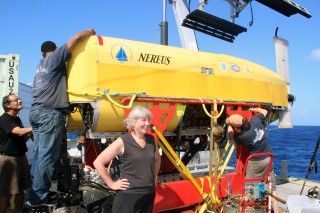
[28,108,65,205]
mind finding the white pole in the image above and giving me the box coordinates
[273,36,293,128]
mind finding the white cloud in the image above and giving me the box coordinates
[308,49,320,61]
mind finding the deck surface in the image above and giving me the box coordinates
[14,176,320,212]
[275,176,320,211]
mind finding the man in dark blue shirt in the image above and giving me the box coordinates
[226,107,279,213]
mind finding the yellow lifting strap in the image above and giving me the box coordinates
[152,124,236,212]
[197,140,236,213]
[152,125,210,202]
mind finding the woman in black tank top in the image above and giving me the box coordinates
[94,106,161,213]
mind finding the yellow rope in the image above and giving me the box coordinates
[105,93,136,109]
[280,177,320,188]
[200,99,225,119]
[67,90,101,97]
[67,90,137,109]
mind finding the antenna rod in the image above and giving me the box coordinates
[160,0,168,45]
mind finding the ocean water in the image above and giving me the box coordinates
[268,125,320,181]
[225,125,320,181]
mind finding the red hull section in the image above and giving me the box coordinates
[154,172,243,212]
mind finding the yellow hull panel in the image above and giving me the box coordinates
[68,36,287,105]
[67,36,288,132]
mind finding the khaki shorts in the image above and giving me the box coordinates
[0,154,32,195]
[246,157,276,191]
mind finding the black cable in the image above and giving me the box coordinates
[275,27,279,37]
[249,0,254,27]
[300,135,320,195]
[80,181,115,193]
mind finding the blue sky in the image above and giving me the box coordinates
[1,0,319,126]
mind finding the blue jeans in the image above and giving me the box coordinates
[28,108,65,205]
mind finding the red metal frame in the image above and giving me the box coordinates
[123,101,176,136]
[83,99,272,212]
[153,172,243,212]
[225,104,260,174]
[241,152,274,213]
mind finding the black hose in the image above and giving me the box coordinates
[300,135,320,195]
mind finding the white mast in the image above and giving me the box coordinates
[274,35,294,128]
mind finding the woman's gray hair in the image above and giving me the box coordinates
[123,106,152,130]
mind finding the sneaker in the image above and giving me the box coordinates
[25,200,57,207]
[25,191,60,207]
[24,203,55,213]
[25,201,38,207]
[45,191,59,204]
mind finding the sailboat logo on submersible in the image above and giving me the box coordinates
[111,44,133,63]
[116,47,128,62]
